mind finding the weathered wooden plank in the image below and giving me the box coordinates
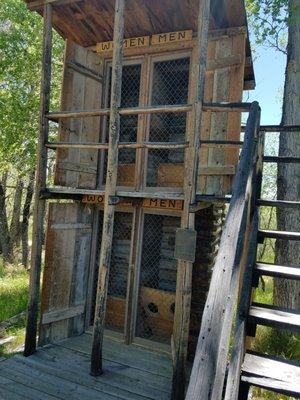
[0,366,59,400]
[203,102,251,112]
[258,229,300,241]
[206,54,242,71]
[242,352,300,390]
[47,104,193,121]
[15,348,171,400]
[186,102,261,400]
[27,0,80,11]
[171,0,212,398]
[241,375,300,397]
[67,60,103,83]
[248,303,300,333]
[254,263,300,280]
[24,3,53,357]
[91,0,125,377]
[224,212,259,400]
[42,304,85,324]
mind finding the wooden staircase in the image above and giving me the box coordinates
[186,104,300,400]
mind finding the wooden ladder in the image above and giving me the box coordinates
[186,105,300,400]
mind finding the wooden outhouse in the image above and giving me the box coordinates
[23,0,255,398]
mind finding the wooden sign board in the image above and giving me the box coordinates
[96,30,193,54]
[82,195,132,207]
[82,195,105,204]
[97,36,150,53]
[151,30,193,45]
[142,198,183,211]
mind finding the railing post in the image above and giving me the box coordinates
[171,0,211,399]
[24,3,52,357]
[90,0,125,377]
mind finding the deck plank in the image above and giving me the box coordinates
[3,359,122,400]
[36,345,171,393]
[58,334,173,378]
[0,335,173,400]
[0,370,60,400]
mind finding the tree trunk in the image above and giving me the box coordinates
[0,174,13,263]
[21,171,35,268]
[274,0,300,310]
[10,175,24,248]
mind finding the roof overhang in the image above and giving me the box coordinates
[24,0,255,89]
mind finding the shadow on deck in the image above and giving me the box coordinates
[0,334,173,399]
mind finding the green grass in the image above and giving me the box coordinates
[0,262,28,357]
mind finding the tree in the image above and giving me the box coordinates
[246,0,300,309]
[0,0,64,264]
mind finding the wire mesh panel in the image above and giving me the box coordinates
[106,211,133,332]
[92,211,133,333]
[146,57,190,188]
[103,64,141,187]
[136,213,181,343]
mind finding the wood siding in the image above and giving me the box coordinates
[39,203,93,345]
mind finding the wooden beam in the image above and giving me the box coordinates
[171,0,212,399]
[27,0,80,11]
[186,102,261,400]
[90,0,125,377]
[46,141,189,150]
[203,102,252,112]
[67,60,103,83]
[24,3,53,357]
[46,104,192,121]
[206,54,242,71]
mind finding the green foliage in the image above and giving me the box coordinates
[246,0,289,53]
[0,0,64,174]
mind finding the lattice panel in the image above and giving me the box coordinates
[136,214,180,342]
[147,57,190,188]
[103,64,141,187]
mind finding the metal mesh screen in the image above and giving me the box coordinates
[103,64,141,187]
[147,57,190,188]
[92,211,133,333]
[105,211,133,332]
[136,214,180,343]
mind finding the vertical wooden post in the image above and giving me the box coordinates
[172,0,211,398]
[24,3,53,357]
[90,0,125,376]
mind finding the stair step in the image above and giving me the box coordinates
[254,263,300,280]
[202,102,252,112]
[258,229,300,241]
[257,199,300,208]
[241,352,300,397]
[248,303,300,333]
[263,156,300,163]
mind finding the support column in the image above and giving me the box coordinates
[172,0,211,398]
[90,0,125,376]
[24,3,53,357]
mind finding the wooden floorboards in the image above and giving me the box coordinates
[0,334,173,400]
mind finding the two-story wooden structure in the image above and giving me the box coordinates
[22,0,255,398]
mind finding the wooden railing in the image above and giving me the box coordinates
[185,101,262,400]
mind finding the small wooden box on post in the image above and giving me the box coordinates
[22,0,255,397]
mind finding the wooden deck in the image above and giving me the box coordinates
[0,334,173,400]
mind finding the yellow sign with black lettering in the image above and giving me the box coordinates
[142,198,183,211]
[97,36,150,53]
[151,30,193,45]
[82,195,105,204]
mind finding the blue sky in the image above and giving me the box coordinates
[245,45,286,125]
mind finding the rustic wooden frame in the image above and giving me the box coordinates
[186,102,261,400]
[90,0,125,376]
[24,3,53,357]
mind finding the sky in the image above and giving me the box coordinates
[244,45,286,125]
